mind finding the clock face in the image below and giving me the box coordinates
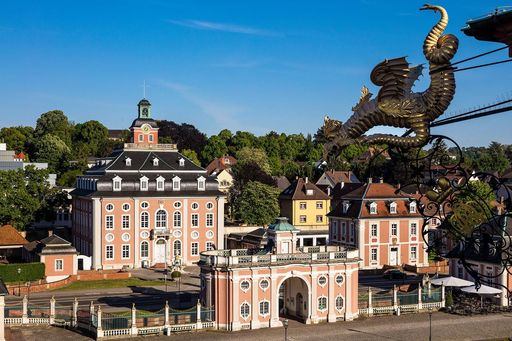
[142,108,149,117]
[141,124,151,134]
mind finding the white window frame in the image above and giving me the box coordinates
[173,211,182,228]
[316,215,323,223]
[156,176,165,191]
[206,242,214,251]
[317,296,328,312]
[369,202,377,214]
[240,302,250,320]
[206,213,214,227]
[105,215,114,230]
[191,242,199,256]
[206,202,214,210]
[299,215,307,223]
[411,246,417,260]
[122,244,130,259]
[410,202,417,213]
[335,274,344,286]
[122,215,130,229]
[155,209,167,229]
[191,213,199,227]
[105,203,114,212]
[259,279,269,291]
[148,134,154,142]
[140,176,149,191]
[113,176,122,192]
[259,300,270,316]
[316,201,323,209]
[106,245,114,260]
[299,202,307,210]
[179,158,185,167]
[410,222,417,236]
[390,202,397,214]
[391,223,398,236]
[140,212,149,229]
[371,248,378,262]
[240,280,251,292]
[138,134,143,142]
[140,241,149,258]
[172,176,181,191]
[153,157,159,166]
[335,295,344,311]
[197,176,206,191]
[318,275,327,287]
[55,259,63,271]
[370,223,378,237]
[173,240,182,256]
[125,157,132,166]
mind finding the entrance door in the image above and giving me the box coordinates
[78,258,84,271]
[296,293,303,317]
[154,239,166,264]
[390,247,398,266]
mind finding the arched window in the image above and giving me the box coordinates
[140,212,149,228]
[173,211,182,228]
[140,241,149,258]
[156,210,167,228]
[173,240,182,256]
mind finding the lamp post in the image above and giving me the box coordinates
[17,267,21,296]
[428,307,433,341]
[282,319,289,341]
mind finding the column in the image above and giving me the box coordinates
[217,196,225,249]
[49,296,56,325]
[205,274,213,308]
[501,268,509,306]
[441,284,445,308]
[250,273,260,329]
[196,300,202,329]
[164,301,170,335]
[231,275,240,331]
[344,269,352,321]
[368,288,373,316]
[131,303,138,336]
[182,198,188,266]
[96,306,103,338]
[89,301,94,315]
[0,295,6,341]
[134,198,140,268]
[311,273,318,324]
[22,295,28,324]
[418,287,422,310]
[327,267,336,323]
[72,297,79,327]
[92,198,102,270]
[269,269,281,327]
[393,285,398,314]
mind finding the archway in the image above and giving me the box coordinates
[278,277,310,322]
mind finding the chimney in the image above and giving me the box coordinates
[379,177,384,184]
[48,230,54,237]
[305,177,308,184]
[327,187,331,196]
[340,181,345,189]
[368,177,373,184]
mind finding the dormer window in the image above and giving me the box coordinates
[197,176,206,191]
[140,176,149,191]
[224,157,230,164]
[342,200,350,214]
[125,157,132,167]
[409,201,417,213]
[172,176,181,191]
[156,176,165,191]
[389,202,397,214]
[153,157,159,166]
[369,202,377,214]
[306,189,314,196]
[179,158,185,167]
[113,176,122,192]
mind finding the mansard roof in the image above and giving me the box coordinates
[279,178,330,201]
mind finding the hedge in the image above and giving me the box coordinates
[0,263,45,283]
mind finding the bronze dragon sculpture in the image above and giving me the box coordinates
[323,4,459,158]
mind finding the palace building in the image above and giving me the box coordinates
[199,217,360,331]
[71,99,225,270]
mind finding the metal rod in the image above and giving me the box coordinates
[452,58,512,73]
[435,98,512,125]
[431,106,512,127]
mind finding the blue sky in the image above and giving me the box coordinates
[0,1,510,146]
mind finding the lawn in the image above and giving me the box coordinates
[53,278,170,291]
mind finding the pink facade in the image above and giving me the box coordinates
[71,99,225,269]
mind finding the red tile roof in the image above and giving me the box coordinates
[0,225,28,246]
[206,156,237,175]
[324,170,360,184]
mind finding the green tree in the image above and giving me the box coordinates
[458,180,496,205]
[34,134,71,172]
[0,126,34,154]
[487,141,510,173]
[34,110,73,146]
[218,129,233,143]
[181,149,201,166]
[73,120,109,157]
[235,147,272,175]
[235,181,280,225]
[227,131,259,155]
[201,135,228,164]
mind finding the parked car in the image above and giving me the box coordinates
[383,269,407,280]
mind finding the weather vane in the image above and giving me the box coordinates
[322,4,459,159]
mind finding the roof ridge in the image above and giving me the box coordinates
[139,152,153,171]
[154,151,177,170]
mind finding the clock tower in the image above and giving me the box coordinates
[130,99,159,145]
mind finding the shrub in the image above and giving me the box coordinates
[0,263,45,283]
[171,271,181,280]
[445,290,453,306]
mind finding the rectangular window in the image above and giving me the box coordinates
[198,180,205,191]
[391,223,398,236]
[457,267,463,279]
[410,223,417,236]
[206,213,214,227]
[300,202,307,210]
[149,134,154,142]
[55,259,63,271]
[106,245,114,260]
[411,246,417,260]
[141,180,148,191]
[173,180,180,191]
[157,180,164,191]
[106,216,114,229]
[371,248,378,261]
[191,214,199,227]
[316,201,323,209]
[138,134,143,142]
[410,203,417,213]
[318,297,327,310]
[259,301,269,315]
[342,222,346,240]
[390,205,397,214]
[122,215,130,229]
[114,180,121,191]
[350,223,355,242]
[300,215,307,223]
[191,242,199,256]
[122,245,130,259]
[316,215,323,223]
[371,224,378,237]
[206,242,214,251]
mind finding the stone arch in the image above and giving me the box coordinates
[276,274,311,323]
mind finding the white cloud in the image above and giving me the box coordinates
[167,19,280,37]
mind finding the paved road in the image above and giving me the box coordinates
[7,312,512,341]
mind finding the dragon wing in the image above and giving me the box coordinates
[370,57,423,102]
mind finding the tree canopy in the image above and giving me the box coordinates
[234,181,280,225]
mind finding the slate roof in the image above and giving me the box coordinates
[0,225,28,247]
[130,118,159,129]
[273,176,291,191]
[100,150,204,173]
[39,235,77,255]
[279,178,330,201]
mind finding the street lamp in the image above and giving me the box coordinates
[428,307,433,341]
[17,268,21,296]
[282,319,289,341]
